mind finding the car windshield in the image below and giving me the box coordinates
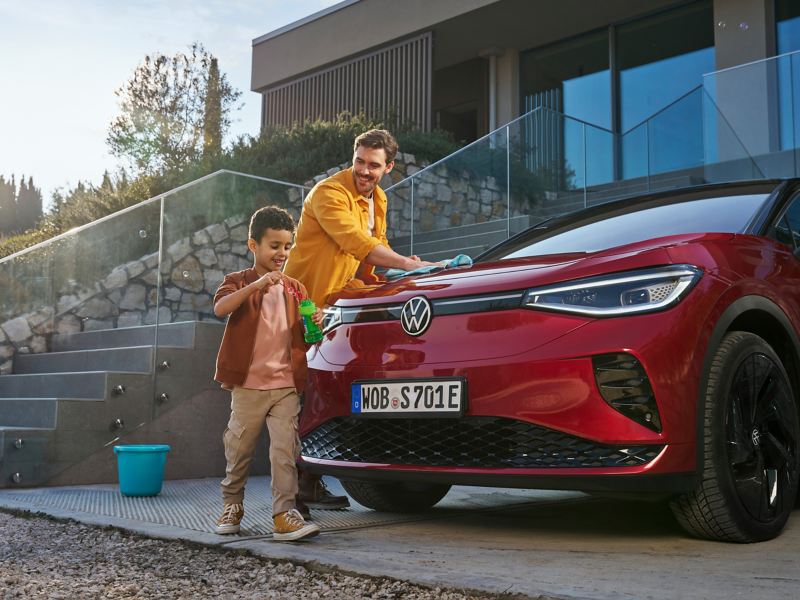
[481,193,770,261]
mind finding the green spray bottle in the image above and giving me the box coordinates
[299,299,323,343]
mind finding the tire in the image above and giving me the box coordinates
[670,331,800,542]
[341,479,451,513]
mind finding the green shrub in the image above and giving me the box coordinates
[0,115,463,260]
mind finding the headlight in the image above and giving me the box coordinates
[321,306,342,333]
[523,265,702,317]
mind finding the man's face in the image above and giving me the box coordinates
[352,145,394,196]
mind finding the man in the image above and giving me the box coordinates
[284,129,432,510]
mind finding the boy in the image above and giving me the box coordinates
[212,205,320,541]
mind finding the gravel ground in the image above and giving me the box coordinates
[0,510,526,600]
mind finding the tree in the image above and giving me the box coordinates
[0,176,15,235]
[107,42,241,175]
[203,57,223,158]
[17,176,43,231]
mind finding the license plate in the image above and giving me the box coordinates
[351,378,466,417]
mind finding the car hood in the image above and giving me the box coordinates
[329,232,732,307]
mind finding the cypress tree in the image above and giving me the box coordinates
[15,176,43,232]
[29,176,43,230]
[203,56,223,158]
[16,176,28,232]
[0,176,14,235]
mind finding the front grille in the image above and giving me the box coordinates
[339,291,525,325]
[301,417,663,468]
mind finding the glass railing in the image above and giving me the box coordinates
[618,85,761,193]
[0,170,307,487]
[385,108,618,259]
[703,50,800,179]
[621,88,705,183]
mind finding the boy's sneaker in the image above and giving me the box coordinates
[273,509,320,541]
[215,503,244,535]
[298,477,350,510]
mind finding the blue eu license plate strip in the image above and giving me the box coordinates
[351,384,363,414]
[351,379,465,417]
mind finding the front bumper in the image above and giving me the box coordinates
[301,292,712,491]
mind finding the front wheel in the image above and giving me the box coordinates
[671,331,800,542]
[341,479,451,513]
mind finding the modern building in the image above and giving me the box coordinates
[251,0,800,147]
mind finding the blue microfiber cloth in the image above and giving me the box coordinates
[385,254,473,280]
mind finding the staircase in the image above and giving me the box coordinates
[0,320,258,489]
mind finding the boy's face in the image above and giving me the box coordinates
[247,228,293,273]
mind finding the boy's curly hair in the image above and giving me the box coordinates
[248,206,295,243]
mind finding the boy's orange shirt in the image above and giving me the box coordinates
[213,268,309,392]
[283,167,390,306]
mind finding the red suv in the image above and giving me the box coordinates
[300,180,800,542]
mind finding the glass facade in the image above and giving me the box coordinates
[616,1,714,133]
[519,31,610,130]
[777,0,800,54]
[777,0,800,152]
[520,0,714,182]
[519,31,612,187]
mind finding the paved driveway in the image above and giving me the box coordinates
[1,478,798,600]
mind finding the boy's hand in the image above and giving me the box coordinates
[311,308,324,326]
[253,271,283,290]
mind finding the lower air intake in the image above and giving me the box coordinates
[301,416,663,468]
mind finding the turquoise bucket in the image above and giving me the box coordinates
[113,445,171,496]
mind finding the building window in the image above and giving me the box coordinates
[617,0,714,177]
[519,31,611,188]
[519,30,610,130]
[777,0,800,152]
[519,0,714,182]
[616,1,714,133]
[777,0,800,54]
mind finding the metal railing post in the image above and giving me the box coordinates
[506,125,511,238]
[582,122,588,209]
[646,121,651,193]
[410,178,415,257]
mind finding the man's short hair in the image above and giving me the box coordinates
[249,206,295,243]
[354,129,398,164]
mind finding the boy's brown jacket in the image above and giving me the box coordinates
[213,268,309,392]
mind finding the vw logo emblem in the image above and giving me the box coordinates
[400,296,432,336]
[751,428,761,447]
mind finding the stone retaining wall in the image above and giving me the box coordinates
[0,214,254,374]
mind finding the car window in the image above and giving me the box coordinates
[482,193,770,261]
[774,195,800,250]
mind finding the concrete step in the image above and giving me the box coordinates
[0,425,54,464]
[0,426,83,488]
[391,219,516,261]
[51,322,189,352]
[0,320,227,489]
[0,371,149,399]
[14,346,162,374]
[0,398,100,428]
[51,321,225,352]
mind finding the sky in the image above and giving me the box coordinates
[0,0,341,206]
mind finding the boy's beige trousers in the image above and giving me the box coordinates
[220,386,300,515]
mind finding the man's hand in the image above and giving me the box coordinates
[402,256,442,270]
[253,271,283,290]
[311,307,324,326]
